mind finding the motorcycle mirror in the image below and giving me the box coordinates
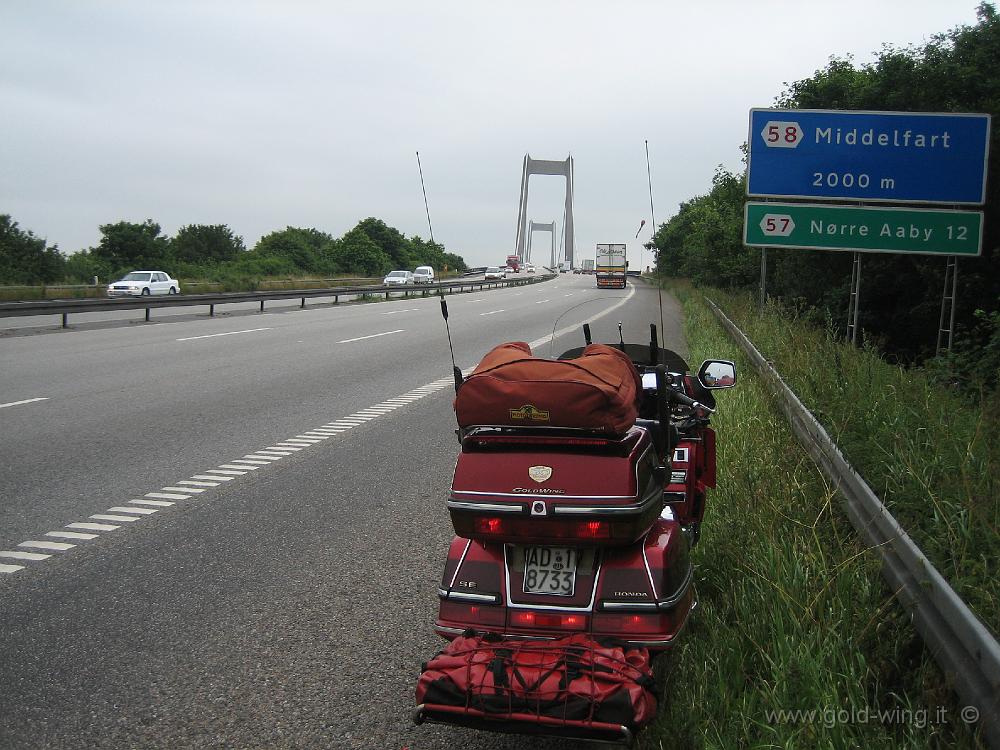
[697,360,737,389]
[583,323,592,346]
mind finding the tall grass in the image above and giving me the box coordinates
[642,286,984,749]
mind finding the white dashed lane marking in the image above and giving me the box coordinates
[0,551,50,561]
[20,541,75,551]
[176,328,272,342]
[0,397,49,410]
[2,373,457,573]
[107,507,158,515]
[67,522,119,532]
[337,330,404,344]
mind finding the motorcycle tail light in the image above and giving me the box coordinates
[592,611,673,635]
[439,600,505,627]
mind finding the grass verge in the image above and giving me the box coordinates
[641,284,985,749]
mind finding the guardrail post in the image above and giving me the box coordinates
[301,297,305,308]
[62,313,68,328]
[209,304,215,317]
[145,308,150,322]
[385,291,389,300]
[335,294,338,304]
[260,300,264,313]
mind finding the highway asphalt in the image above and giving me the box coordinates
[0,274,688,749]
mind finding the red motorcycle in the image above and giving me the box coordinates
[415,320,736,745]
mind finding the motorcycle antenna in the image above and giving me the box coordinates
[547,297,620,357]
[416,151,435,243]
[645,139,666,346]
[583,323,592,346]
[617,321,625,352]
[649,323,659,365]
[438,295,463,394]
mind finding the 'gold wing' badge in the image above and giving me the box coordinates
[529,465,553,483]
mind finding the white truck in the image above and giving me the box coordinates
[581,259,595,274]
[595,244,626,288]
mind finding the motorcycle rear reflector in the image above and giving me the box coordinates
[510,611,588,630]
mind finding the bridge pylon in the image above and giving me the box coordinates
[513,155,574,267]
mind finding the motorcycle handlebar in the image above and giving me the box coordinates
[669,389,716,414]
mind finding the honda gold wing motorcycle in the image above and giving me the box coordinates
[415,316,736,746]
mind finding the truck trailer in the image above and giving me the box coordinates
[595,244,626,288]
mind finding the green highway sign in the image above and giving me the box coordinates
[744,202,983,256]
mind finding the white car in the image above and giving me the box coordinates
[383,270,414,286]
[107,271,180,297]
[525,264,535,274]
[413,266,435,284]
[484,266,506,280]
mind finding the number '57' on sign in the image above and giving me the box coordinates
[760,214,795,237]
[761,121,802,148]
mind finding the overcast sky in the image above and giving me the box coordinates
[1,1,982,269]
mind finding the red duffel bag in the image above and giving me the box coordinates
[415,632,657,738]
[454,342,641,434]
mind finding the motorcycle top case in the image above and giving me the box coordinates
[454,342,642,435]
[449,426,662,546]
[415,631,657,741]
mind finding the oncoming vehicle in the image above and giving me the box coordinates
[383,270,414,286]
[107,271,180,297]
[524,264,535,274]
[413,266,435,284]
[484,266,506,280]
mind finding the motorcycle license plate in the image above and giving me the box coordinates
[523,547,577,596]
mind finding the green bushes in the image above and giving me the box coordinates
[645,285,984,749]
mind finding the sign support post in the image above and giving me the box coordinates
[847,253,862,346]
[936,258,959,355]
[759,248,768,306]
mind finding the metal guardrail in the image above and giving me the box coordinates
[706,298,1000,746]
[0,275,553,328]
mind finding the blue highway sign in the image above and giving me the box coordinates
[747,109,990,205]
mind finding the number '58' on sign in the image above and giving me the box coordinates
[759,214,795,237]
[761,121,802,149]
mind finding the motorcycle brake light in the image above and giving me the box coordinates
[474,517,504,535]
[468,435,615,447]
[511,611,588,629]
[577,521,610,538]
